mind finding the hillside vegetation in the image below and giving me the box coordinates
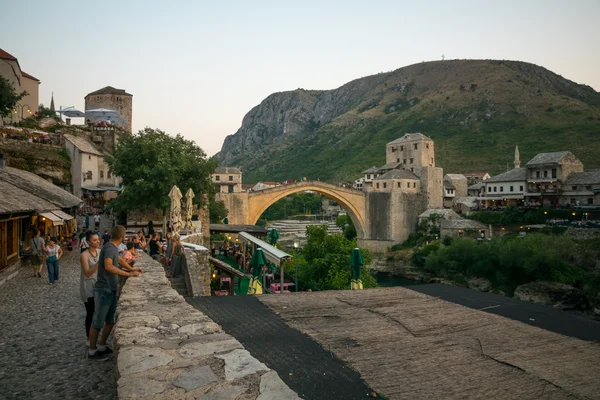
[216,60,600,183]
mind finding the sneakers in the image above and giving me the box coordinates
[97,346,113,356]
[87,351,109,361]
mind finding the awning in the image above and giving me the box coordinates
[238,231,292,265]
[39,212,63,226]
[52,210,75,221]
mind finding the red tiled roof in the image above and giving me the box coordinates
[21,71,40,82]
[0,48,17,61]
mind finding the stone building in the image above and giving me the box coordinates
[0,48,40,124]
[561,170,600,206]
[84,86,133,132]
[63,134,121,200]
[443,174,468,208]
[482,168,527,208]
[211,167,242,193]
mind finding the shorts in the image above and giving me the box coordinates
[91,288,117,329]
[30,254,43,266]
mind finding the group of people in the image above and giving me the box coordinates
[29,229,64,284]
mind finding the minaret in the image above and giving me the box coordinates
[514,144,520,169]
[49,92,55,112]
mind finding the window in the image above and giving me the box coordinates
[426,144,430,149]
[376,183,380,189]
[585,185,592,191]
[88,155,91,160]
[108,171,112,178]
[572,186,577,191]
[410,168,414,172]
[493,187,497,192]
[383,183,387,189]
[488,186,491,192]
[413,182,416,188]
[414,143,418,150]
[543,171,548,178]
[536,171,540,178]
[100,170,104,178]
[431,158,433,164]
[552,168,557,179]
[228,185,234,193]
[589,198,594,205]
[229,175,233,181]
[500,187,504,192]
[570,198,576,204]
[403,159,407,164]
[397,158,400,163]
[215,175,220,181]
[510,186,513,192]
[520,185,524,191]
[410,158,414,164]
[400,146,404,151]
[397,182,401,188]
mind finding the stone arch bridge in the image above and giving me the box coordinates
[216,180,426,252]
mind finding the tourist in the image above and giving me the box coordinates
[30,229,45,278]
[80,231,100,344]
[93,214,100,231]
[137,231,147,250]
[101,230,111,245]
[88,225,141,360]
[148,233,161,262]
[121,242,136,266]
[45,237,63,285]
[167,234,184,278]
[80,228,90,254]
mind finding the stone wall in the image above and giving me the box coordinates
[216,192,249,224]
[114,254,300,399]
[85,94,133,132]
[180,234,211,297]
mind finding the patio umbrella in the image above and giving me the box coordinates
[350,247,364,290]
[169,185,183,236]
[183,188,195,233]
[223,217,229,225]
[247,248,269,295]
[267,228,279,245]
[56,107,85,118]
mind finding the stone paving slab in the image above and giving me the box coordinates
[115,253,301,399]
[0,249,116,400]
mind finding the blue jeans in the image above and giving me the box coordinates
[46,260,59,283]
[91,288,117,329]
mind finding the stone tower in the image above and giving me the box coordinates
[514,144,521,169]
[84,86,133,132]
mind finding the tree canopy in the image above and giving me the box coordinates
[0,76,27,118]
[106,127,227,221]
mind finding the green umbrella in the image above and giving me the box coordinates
[223,217,229,225]
[267,229,280,245]
[350,248,364,290]
[247,248,269,295]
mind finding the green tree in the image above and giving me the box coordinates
[0,76,27,118]
[291,225,376,290]
[106,128,227,222]
[335,214,357,240]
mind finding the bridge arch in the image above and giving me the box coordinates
[247,181,366,239]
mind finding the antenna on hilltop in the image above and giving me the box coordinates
[441,54,445,60]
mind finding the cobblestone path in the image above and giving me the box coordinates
[0,250,117,400]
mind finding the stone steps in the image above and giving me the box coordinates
[168,277,188,296]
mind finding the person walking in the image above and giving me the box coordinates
[101,230,111,245]
[88,225,142,360]
[167,234,185,278]
[80,231,100,345]
[94,214,100,231]
[45,237,63,285]
[30,229,45,278]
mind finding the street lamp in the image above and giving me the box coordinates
[293,239,299,292]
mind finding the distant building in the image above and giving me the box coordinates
[462,172,491,184]
[440,219,489,240]
[84,86,133,132]
[63,134,121,201]
[252,181,280,192]
[561,170,600,206]
[524,151,583,207]
[482,168,527,208]
[371,169,420,193]
[212,167,242,193]
[0,48,40,124]
[443,174,468,208]
[360,166,380,190]
[467,182,485,197]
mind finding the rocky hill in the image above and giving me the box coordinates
[216,60,600,183]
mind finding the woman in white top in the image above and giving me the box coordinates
[80,231,100,342]
[45,237,63,285]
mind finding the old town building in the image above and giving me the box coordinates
[84,86,133,132]
[212,167,242,193]
[0,48,40,124]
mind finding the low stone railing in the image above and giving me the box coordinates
[181,234,211,296]
[114,254,300,399]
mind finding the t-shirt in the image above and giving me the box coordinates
[95,242,120,292]
[31,237,45,255]
[94,215,100,223]
[149,239,160,256]
[102,233,111,244]
[117,243,127,253]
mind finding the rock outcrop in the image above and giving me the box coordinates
[514,281,585,309]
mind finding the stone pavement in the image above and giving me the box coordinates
[0,249,116,400]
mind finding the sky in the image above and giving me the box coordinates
[1,0,599,156]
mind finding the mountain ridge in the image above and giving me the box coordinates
[216,59,600,183]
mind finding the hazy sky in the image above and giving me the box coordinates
[2,0,598,156]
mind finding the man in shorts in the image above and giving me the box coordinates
[88,225,142,360]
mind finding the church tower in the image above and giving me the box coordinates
[514,144,520,169]
[49,92,55,112]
